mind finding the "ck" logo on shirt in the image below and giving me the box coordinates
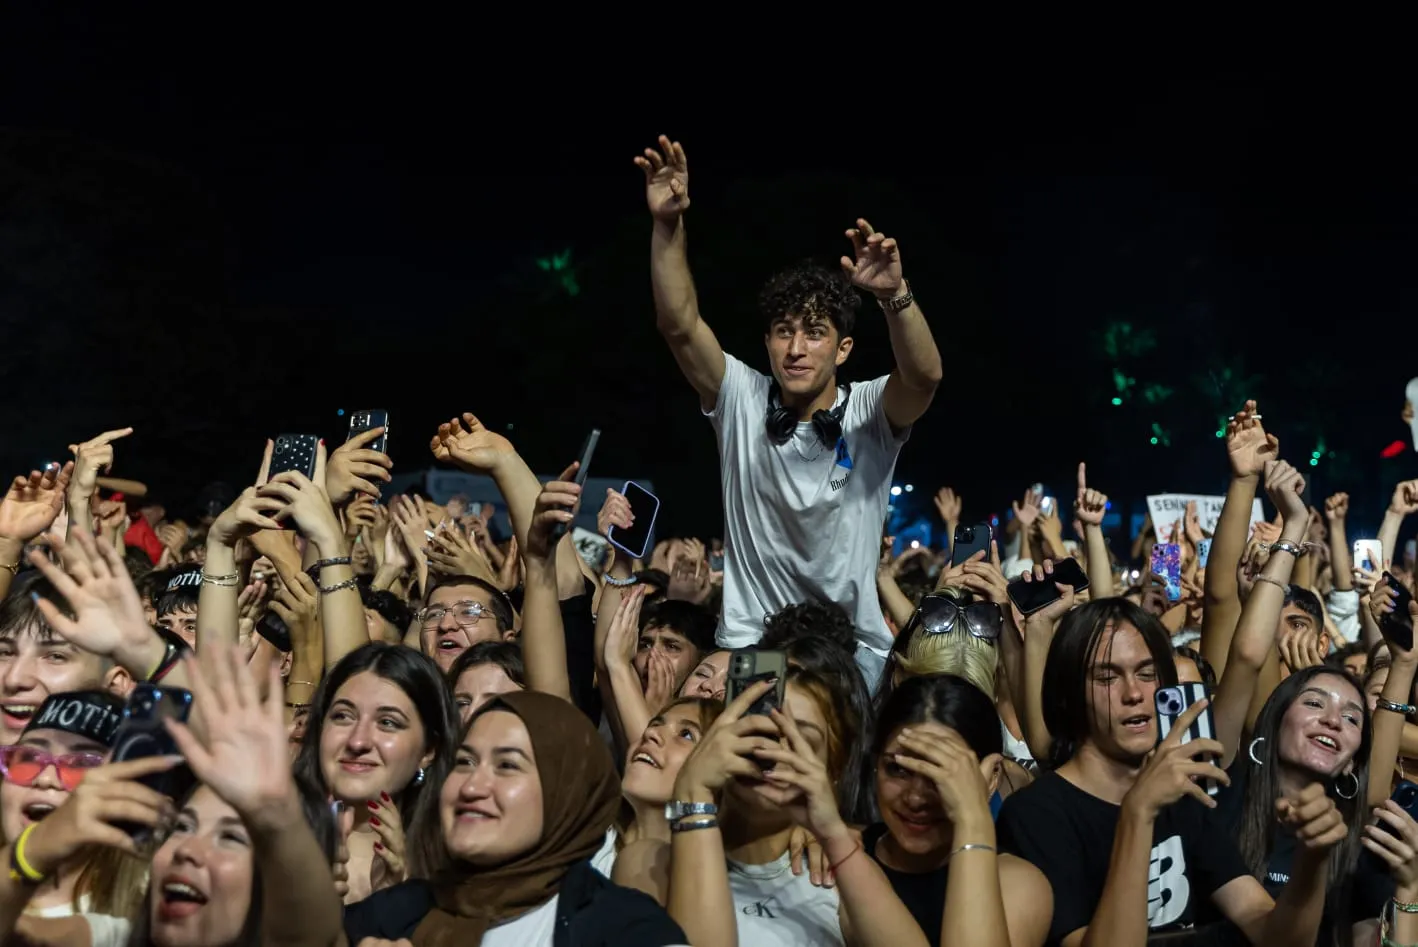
[742,896,781,919]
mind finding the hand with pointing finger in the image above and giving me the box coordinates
[1074,462,1109,528]
[68,428,134,499]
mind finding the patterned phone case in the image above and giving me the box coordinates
[1156,682,1219,796]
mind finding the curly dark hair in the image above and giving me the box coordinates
[758,261,860,338]
[760,600,858,654]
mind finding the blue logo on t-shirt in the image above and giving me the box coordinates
[834,437,852,470]
[830,437,852,491]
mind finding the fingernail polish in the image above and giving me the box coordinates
[381,792,390,802]
[366,800,378,810]
[370,816,381,827]
[373,842,384,851]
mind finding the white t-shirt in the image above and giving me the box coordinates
[709,354,906,656]
[728,851,843,947]
[590,826,618,877]
[27,896,131,947]
[482,893,559,947]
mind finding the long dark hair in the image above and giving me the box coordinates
[873,674,1003,763]
[294,642,458,880]
[1240,666,1371,947]
[1040,598,1178,769]
[122,780,336,946]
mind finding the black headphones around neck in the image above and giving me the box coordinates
[765,382,851,448]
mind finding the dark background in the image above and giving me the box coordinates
[2,17,1414,548]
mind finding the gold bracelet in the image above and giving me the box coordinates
[0,560,20,576]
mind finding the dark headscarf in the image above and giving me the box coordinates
[412,690,619,947]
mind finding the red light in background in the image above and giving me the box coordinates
[1381,440,1407,459]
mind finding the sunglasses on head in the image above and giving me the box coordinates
[0,745,105,791]
[908,593,1003,643]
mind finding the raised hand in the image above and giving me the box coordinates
[27,528,162,672]
[1012,488,1042,528]
[256,444,342,551]
[167,644,299,830]
[1391,480,1418,517]
[668,557,712,604]
[429,413,515,475]
[1183,501,1205,546]
[634,135,690,222]
[1226,400,1279,479]
[603,585,647,670]
[0,463,75,545]
[934,487,962,525]
[840,219,904,298]
[210,486,285,548]
[1074,463,1108,528]
[525,462,581,563]
[326,427,393,506]
[268,571,320,646]
[68,428,134,497]
[1264,460,1308,524]
[425,523,489,577]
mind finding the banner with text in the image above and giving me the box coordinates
[1146,494,1265,544]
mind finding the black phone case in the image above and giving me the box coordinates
[1005,558,1090,615]
[110,685,195,838]
[1156,682,1219,795]
[951,522,992,566]
[726,650,786,718]
[347,410,389,454]
[269,434,319,480]
[550,430,600,543]
[1382,572,1415,651]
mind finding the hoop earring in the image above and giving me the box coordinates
[1334,771,1359,800]
[413,767,425,786]
[1247,737,1266,766]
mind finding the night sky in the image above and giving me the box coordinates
[3,20,1414,545]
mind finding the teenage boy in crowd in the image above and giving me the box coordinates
[636,134,942,684]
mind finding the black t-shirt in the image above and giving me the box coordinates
[863,823,947,944]
[1207,760,1393,942]
[997,771,1249,947]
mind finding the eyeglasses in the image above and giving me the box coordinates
[418,601,494,628]
[908,594,1003,643]
[0,745,105,791]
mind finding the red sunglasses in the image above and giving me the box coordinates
[0,745,104,791]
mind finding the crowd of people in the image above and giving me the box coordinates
[2,135,1417,947]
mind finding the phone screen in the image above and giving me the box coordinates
[608,481,660,559]
[1006,557,1089,614]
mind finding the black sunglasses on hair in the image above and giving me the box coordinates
[907,593,1003,642]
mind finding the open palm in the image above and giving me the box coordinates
[0,465,73,541]
[169,645,292,818]
[429,413,515,474]
[1226,400,1278,478]
[633,135,690,222]
[840,218,903,296]
[27,530,152,663]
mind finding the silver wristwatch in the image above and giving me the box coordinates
[876,279,914,313]
[664,800,718,822]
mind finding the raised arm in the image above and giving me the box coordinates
[635,135,726,412]
[839,219,941,430]
[1200,401,1277,679]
